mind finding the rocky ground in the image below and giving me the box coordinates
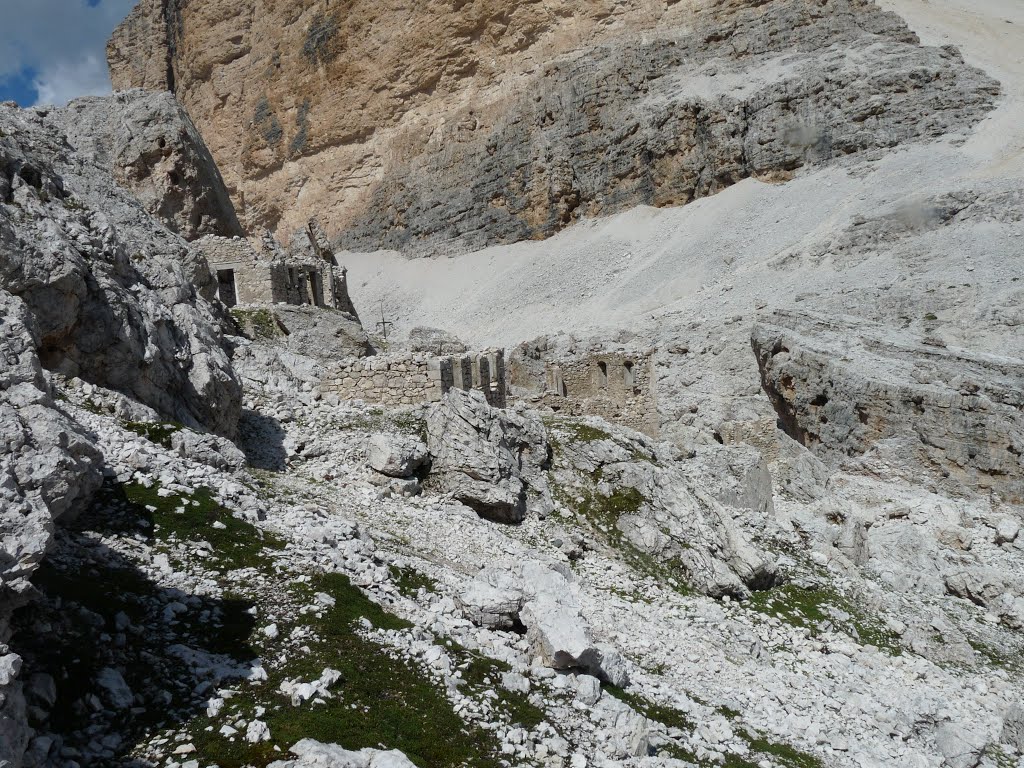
[1,0,1022,767]
[7,351,1021,768]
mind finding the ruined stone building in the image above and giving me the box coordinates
[197,219,359,317]
[510,339,658,436]
[322,350,506,407]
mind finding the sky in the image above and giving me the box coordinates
[0,0,138,107]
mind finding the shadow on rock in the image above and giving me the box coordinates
[238,408,288,471]
[10,482,258,766]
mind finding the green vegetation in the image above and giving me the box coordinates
[391,565,439,599]
[122,420,183,449]
[604,685,695,732]
[966,635,1022,672]
[443,640,546,730]
[748,583,903,655]
[230,307,282,340]
[121,482,286,571]
[604,686,822,768]
[303,12,341,66]
[190,572,512,768]
[554,420,613,444]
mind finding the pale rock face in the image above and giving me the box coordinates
[51,90,242,241]
[0,97,241,436]
[106,0,997,254]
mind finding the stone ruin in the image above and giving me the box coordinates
[322,349,507,408]
[509,340,659,436]
[196,219,359,316]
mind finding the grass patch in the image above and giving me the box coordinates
[123,420,182,449]
[966,636,1022,672]
[748,583,903,655]
[444,640,546,730]
[737,730,824,768]
[230,307,282,340]
[189,572,509,768]
[390,565,438,599]
[604,685,695,732]
[118,482,285,573]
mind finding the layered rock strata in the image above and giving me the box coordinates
[108,0,998,254]
[752,311,1024,503]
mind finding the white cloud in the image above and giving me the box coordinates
[0,0,139,106]
[33,53,113,106]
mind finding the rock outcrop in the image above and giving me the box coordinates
[0,97,241,436]
[107,0,998,255]
[549,418,779,598]
[425,390,551,523]
[752,311,1024,503]
[0,90,249,766]
[0,292,105,768]
[52,90,242,241]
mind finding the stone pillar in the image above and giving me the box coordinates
[427,357,454,401]
[548,365,565,397]
[458,356,474,390]
[478,356,492,404]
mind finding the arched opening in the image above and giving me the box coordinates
[624,361,635,389]
[597,361,608,388]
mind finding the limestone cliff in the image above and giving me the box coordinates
[108,0,998,254]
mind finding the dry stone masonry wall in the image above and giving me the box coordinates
[323,350,506,408]
[511,343,658,437]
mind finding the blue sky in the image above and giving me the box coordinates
[0,0,138,106]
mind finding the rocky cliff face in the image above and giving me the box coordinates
[53,90,243,242]
[0,97,241,436]
[752,311,1024,504]
[108,0,998,254]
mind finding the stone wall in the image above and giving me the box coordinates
[323,350,506,408]
[195,235,278,305]
[511,347,658,437]
[196,221,358,313]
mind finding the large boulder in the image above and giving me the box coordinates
[52,90,242,241]
[425,389,550,523]
[366,434,429,479]
[461,560,629,687]
[268,739,417,768]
